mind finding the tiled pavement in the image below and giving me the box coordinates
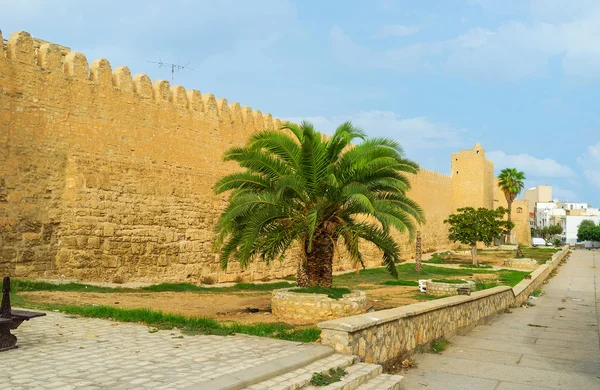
[3,312,325,389]
[402,249,600,389]
[4,307,401,389]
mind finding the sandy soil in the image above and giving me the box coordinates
[23,291,279,324]
[433,251,526,266]
[22,285,426,326]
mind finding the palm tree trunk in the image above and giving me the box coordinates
[506,200,513,244]
[301,232,334,288]
[296,259,309,287]
[415,231,422,272]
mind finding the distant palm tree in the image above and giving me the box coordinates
[213,121,424,287]
[497,168,526,244]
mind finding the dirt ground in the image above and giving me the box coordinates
[22,285,424,326]
[433,249,550,267]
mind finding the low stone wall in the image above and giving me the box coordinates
[513,247,569,306]
[319,287,514,365]
[271,289,367,323]
[318,246,570,365]
[426,280,475,296]
[484,244,518,251]
[503,258,538,269]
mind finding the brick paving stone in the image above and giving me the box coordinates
[1,311,320,389]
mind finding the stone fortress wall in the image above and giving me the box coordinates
[0,30,526,283]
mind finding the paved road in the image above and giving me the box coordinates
[3,312,327,389]
[402,249,600,389]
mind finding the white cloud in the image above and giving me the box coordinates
[330,26,441,74]
[284,111,465,151]
[577,142,600,191]
[330,3,600,81]
[375,25,421,38]
[487,151,576,178]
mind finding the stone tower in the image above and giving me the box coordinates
[451,143,495,211]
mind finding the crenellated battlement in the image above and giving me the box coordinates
[1,28,521,285]
[0,30,281,129]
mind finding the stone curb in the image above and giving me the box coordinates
[184,344,334,390]
[318,286,512,333]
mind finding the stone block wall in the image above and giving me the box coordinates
[513,246,569,306]
[319,287,514,365]
[503,258,538,269]
[425,280,476,296]
[319,246,570,365]
[0,29,527,283]
[271,289,367,323]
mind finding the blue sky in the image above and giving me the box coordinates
[2,0,600,205]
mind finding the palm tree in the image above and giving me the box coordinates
[497,168,526,244]
[213,121,424,288]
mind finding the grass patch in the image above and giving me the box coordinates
[459,264,493,269]
[410,293,449,301]
[289,287,351,299]
[334,264,491,289]
[11,280,295,294]
[425,253,445,264]
[140,283,210,293]
[497,270,530,287]
[310,367,348,386]
[532,288,543,297]
[431,337,450,354]
[24,302,319,342]
[426,247,559,266]
[233,282,295,291]
[382,280,419,287]
[336,264,529,291]
[474,279,499,290]
[12,279,120,293]
[431,279,468,284]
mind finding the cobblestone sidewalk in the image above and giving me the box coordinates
[3,311,320,389]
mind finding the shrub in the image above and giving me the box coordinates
[431,337,450,353]
[310,367,347,386]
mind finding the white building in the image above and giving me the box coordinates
[557,202,589,211]
[524,186,552,213]
[534,202,563,228]
[559,215,600,245]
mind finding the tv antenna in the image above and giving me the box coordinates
[146,59,194,83]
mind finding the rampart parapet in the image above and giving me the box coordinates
[1,30,281,130]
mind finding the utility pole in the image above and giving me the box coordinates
[146,59,193,83]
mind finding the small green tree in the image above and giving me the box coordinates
[539,224,563,241]
[578,225,600,242]
[444,207,514,265]
[546,224,563,240]
[577,220,597,237]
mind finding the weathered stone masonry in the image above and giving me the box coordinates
[318,246,569,365]
[0,30,528,283]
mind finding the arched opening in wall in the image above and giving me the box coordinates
[476,150,479,154]
[456,171,458,174]
[517,207,523,213]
